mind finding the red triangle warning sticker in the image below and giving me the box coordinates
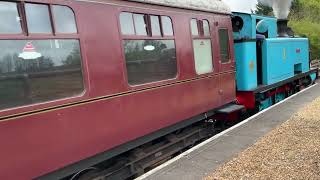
[19,42,42,60]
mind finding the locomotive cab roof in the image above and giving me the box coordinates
[128,0,231,14]
[232,11,277,19]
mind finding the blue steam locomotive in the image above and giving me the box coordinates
[232,12,318,111]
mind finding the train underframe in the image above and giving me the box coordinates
[68,121,220,180]
[59,109,246,180]
[237,69,318,113]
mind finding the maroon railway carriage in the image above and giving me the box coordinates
[0,0,236,179]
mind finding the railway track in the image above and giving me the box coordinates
[66,116,246,180]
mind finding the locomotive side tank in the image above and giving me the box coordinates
[262,38,310,85]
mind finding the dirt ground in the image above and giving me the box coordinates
[206,97,320,180]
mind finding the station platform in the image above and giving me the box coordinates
[137,83,320,180]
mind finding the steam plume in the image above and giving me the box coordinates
[258,0,294,19]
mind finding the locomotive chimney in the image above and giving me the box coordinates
[277,19,289,37]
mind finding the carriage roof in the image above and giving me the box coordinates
[127,0,231,14]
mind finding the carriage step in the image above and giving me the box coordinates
[216,104,245,114]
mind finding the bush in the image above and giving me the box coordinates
[289,20,320,59]
[289,0,320,59]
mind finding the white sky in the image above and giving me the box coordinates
[223,0,258,13]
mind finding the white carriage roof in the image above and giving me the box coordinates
[128,0,231,14]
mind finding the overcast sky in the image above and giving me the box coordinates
[223,0,258,13]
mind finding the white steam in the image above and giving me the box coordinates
[258,0,294,19]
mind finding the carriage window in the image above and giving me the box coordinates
[133,14,147,36]
[120,13,177,85]
[190,19,199,36]
[120,12,135,35]
[219,28,230,63]
[123,40,177,85]
[193,40,213,75]
[0,40,84,110]
[52,5,77,33]
[151,15,161,36]
[119,13,174,37]
[191,19,213,75]
[161,16,173,36]
[25,3,52,33]
[0,2,22,34]
[203,20,210,36]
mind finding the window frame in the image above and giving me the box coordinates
[0,1,86,113]
[119,11,175,40]
[118,10,178,88]
[0,1,25,37]
[190,18,215,75]
[0,1,25,35]
[202,20,211,37]
[190,19,211,39]
[24,2,54,35]
[132,13,148,36]
[149,15,162,37]
[0,2,79,38]
[0,39,85,110]
[190,18,199,37]
[160,16,174,37]
[51,4,79,35]
[218,28,231,64]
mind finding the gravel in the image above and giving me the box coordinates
[206,97,320,180]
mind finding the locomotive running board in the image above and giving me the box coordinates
[253,69,318,93]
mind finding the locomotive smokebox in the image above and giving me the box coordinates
[277,19,289,37]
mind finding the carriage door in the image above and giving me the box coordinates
[215,16,236,103]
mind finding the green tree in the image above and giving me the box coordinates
[63,47,81,67]
[289,0,320,59]
[255,0,320,59]
[255,2,273,16]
